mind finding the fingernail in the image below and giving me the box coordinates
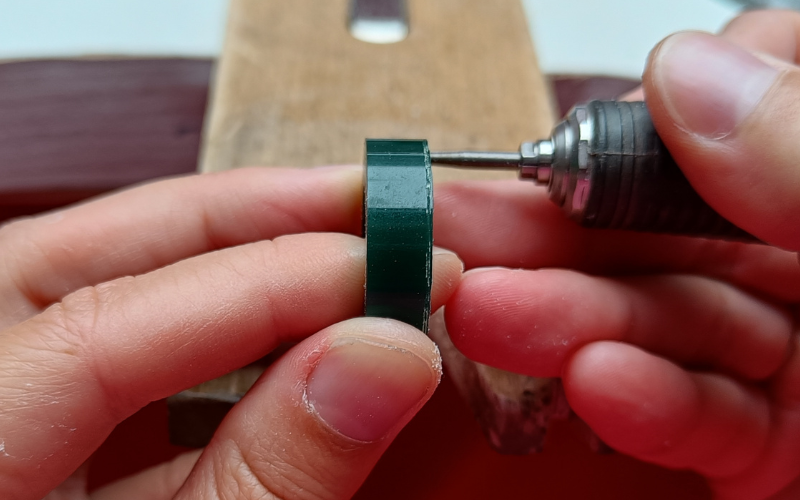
[463,266,511,277]
[307,339,435,442]
[432,247,463,274]
[432,246,457,257]
[653,32,779,138]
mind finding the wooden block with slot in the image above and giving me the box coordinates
[199,0,554,178]
[173,0,566,457]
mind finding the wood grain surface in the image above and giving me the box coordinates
[199,0,555,182]
[188,0,570,455]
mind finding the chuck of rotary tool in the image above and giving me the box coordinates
[430,100,756,241]
[429,102,607,224]
[428,139,554,183]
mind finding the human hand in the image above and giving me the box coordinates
[0,166,463,500]
[436,10,800,499]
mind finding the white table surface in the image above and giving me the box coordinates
[0,0,741,79]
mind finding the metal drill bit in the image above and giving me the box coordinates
[431,140,555,184]
[429,151,521,169]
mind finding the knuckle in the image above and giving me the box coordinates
[0,213,76,309]
[699,279,790,379]
[0,286,109,417]
[24,286,103,362]
[0,216,36,246]
[32,279,138,418]
[43,285,107,351]
[0,217,42,284]
[698,280,736,345]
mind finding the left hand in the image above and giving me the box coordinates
[0,166,463,500]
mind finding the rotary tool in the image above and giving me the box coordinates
[431,100,756,242]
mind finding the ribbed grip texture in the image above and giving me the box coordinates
[582,101,755,241]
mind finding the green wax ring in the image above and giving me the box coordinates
[363,139,433,332]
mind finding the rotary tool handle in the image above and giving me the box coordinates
[578,100,757,242]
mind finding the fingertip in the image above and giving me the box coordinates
[279,317,443,443]
[178,317,441,499]
[307,326,439,442]
[431,248,464,312]
[445,267,534,370]
[643,30,800,248]
[566,342,771,476]
[319,317,442,375]
[563,341,700,457]
[444,268,627,377]
[646,31,780,139]
[249,317,442,445]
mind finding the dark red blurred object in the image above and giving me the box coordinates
[550,75,640,116]
[88,378,709,499]
[0,59,209,221]
[1,58,708,498]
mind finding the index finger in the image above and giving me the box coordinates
[434,180,800,302]
[0,166,363,326]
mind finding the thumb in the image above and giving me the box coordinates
[643,31,800,249]
[173,318,441,500]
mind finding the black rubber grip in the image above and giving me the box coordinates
[581,101,756,241]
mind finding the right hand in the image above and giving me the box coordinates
[437,10,800,499]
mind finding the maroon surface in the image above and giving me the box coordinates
[87,377,710,499]
[0,58,209,220]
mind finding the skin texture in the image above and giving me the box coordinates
[440,10,800,500]
[0,166,463,500]
[7,10,800,500]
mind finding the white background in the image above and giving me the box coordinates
[0,0,741,78]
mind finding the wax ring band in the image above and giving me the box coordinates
[363,139,434,332]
